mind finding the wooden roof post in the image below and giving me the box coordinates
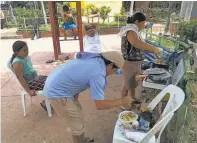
[76,1,83,52]
[48,1,60,60]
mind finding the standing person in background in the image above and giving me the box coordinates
[119,12,160,110]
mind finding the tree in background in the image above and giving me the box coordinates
[40,1,47,25]
[100,6,111,23]
[180,1,194,21]
[85,4,100,15]
[179,1,188,19]
[184,1,194,21]
[129,1,134,16]
[164,1,173,34]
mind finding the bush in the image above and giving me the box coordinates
[146,8,168,22]
[114,7,127,23]
[85,4,100,15]
[18,24,51,32]
[175,19,197,43]
[14,8,43,18]
[100,6,111,23]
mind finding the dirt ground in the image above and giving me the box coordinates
[1,51,143,143]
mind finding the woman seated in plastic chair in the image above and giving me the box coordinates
[61,5,77,40]
[10,40,50,111]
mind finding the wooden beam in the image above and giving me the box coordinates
[54,2,61,55]
[76,2,83,52]
[48,1,60,60]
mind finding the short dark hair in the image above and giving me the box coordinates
[101,55,118,69]
[63,5,70,12]
[127,12,146,24]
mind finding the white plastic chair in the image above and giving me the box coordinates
[113,85,185,143]
[113,112,174,143]
[7,60,52,117]
[147,84,185,118]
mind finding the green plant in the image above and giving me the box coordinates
[147,35,175,50]
[99,21,126,28]
[146,8,168,22]
[14,8,43,18]
[100,6,111,23]
[176,19,197,43]
[18,24,51,32]
[85,4,100,15]
[113,7,127,23]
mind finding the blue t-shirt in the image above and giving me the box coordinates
[43,52,107,100]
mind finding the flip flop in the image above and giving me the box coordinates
[84,137,94,142]
[46,60,55,64]
[40,101,54,112]
[65,56,70,60]
[40,102,47,111]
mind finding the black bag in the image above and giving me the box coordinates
[138,111,156,132]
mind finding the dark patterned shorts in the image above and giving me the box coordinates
[28,75,47,91]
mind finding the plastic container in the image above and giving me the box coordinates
[118,111,138,124]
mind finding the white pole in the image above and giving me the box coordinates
[41,1,47,25]
[129,1,134,16]
[184,1,194,21]
[180,1,188,19]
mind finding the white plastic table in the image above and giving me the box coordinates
[113,120,155,143]
[113,120,135,143]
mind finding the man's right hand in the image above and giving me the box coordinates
[28,90,36,97]
[121,96,133,106]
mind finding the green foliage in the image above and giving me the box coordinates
[100,6,111,23]
[85,4,100,15]
[147,35,175,50]
[113,7,127,23]
[99,22,126,28]
[176,19,197,43]
[146,8,168,22]
[14,8,43,18]
[18,24,51,31]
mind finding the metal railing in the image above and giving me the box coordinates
[5,15,128,31]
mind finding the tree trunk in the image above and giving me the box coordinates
[129,1,134,16]
[180,1,188,19]
[164,1,173,34]
[41,1,47,25]
[184,1,194,21]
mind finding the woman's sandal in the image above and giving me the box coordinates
[84,137,95,142]
[46,60,55,64]
[40,100,54,112]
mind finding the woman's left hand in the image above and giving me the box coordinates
[135,74,148,85]
[153,47,160,55]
